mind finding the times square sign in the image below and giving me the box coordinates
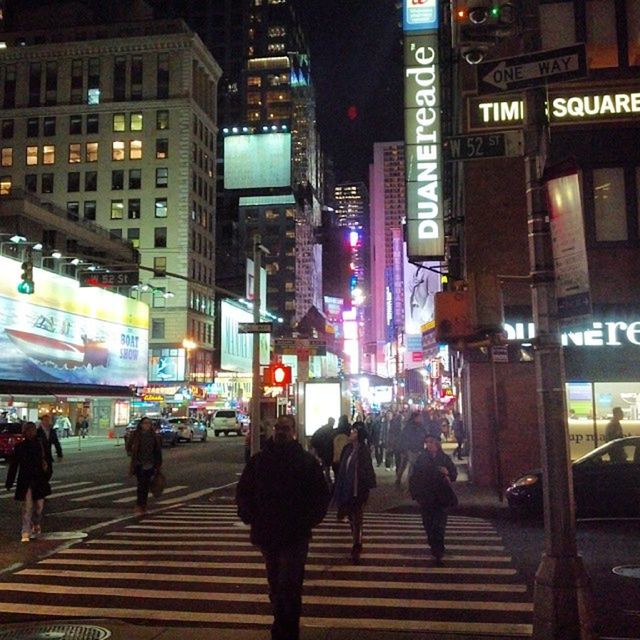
[403,1,444,260]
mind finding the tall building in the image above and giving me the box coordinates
[0,3,222,403]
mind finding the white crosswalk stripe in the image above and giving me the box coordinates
[0,501,533,635]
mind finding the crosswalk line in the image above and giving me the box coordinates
[108,485,188,503]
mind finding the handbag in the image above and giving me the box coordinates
[438,477,459,508]
[150,470,166,498]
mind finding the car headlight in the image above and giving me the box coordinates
[512,474,539,488]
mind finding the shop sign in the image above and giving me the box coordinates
[142,394,164,402]
[469,88,640,130]
[403,0,438,32]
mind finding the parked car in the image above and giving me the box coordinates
[212,409,243,436]
[0,423,24,459]
[506,436,640,518]
[124,417,179,448]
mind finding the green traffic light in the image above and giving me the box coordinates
[17,281,35,295]
[490,5,500,18]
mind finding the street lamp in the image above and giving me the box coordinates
[182,338,197,384]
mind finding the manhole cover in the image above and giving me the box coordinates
[0,623,111,640]
[613,565,640,579]
[38,531,87,541]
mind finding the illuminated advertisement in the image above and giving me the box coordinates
[469,88,640,130]
[404,31,444,259]
[224,132,292,189]
[304,382,342,437]
[219,299,270,372]
[403,0,438,31]
[148,347,185,383]
[403,249,441,336]
[0,256,148,386]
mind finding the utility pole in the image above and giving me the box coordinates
[522,1,596,638]
[250,234,263,457]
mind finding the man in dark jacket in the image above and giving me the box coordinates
[37,413,62,480]
[236,414,330,640]
[310,416,335,484]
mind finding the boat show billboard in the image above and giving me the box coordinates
[0,256,149,387]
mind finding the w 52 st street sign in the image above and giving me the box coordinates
[444,131,523,161]
[477,44,587,95]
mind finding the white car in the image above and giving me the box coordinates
[167,416,195,442]
[212,409,243,437]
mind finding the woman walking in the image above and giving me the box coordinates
[333,421,376,564]
[5,421,51,542]
[126,416,163,515]
[409,434,458,565]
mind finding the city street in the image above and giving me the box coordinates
[0,439,639,638]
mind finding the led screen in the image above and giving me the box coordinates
[219,299,270,372]
[0,256,149,386]
[224,133,292,189]
[304,382,341,437]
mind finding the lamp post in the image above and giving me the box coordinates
[182,338,197,386]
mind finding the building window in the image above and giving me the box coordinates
[156,110,169,130]
[155,167,168,188]
[3,65,16,109]
[28,62,42,107]
[129,140,142,160]
[131,55,143,100]
[156,138,168,159]
[87,57,100,104]
[127,227,140,248]
[157,53,169,99]
[154,226,167,248]
[69,115,82,135]
[67,172,80,192]
[153,256,167,277]
[86,142,98,162]
[129,168,141,189]
[110,228,123,239]
[27,118,39,137]
[1,120,14,139]
[112,113,125,132]
[68,143,82,163]
[26,146,38,166]
[1,148,12,167]
[128,198,141,220]
[151,319,165,339]
[112,170,124,190]
[43,117,56,136]
[0,176,11,195]
[67,201,79,220]
[43,145,55,165]
[130,112,143,131]
[113,56,126,101]
[70,58,83,104]
[112,141,125,161]
[86,114,99,134]
[44,61,58,105]
[593,167,626,241]
[155,197,168,218]
[110,199,124,220]
[25,174,37,192]
[41,174,54,193]
[629,0,640,66]
[84,200,96,220]
[85,171,97,191]
[586,0,619,68]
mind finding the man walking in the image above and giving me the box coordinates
[310,416,335,485]
[236,414,330,640]
[36,413,63,480]
[605,407,624,442]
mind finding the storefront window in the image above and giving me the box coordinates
[593,167,626,241]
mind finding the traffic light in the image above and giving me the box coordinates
[264,363,292,386]
[17,259,35,295]
[451,1,520,65]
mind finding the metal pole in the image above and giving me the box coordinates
[250,236,262,457]
[523,2,597,638]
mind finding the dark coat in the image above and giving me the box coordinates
[401,419,427,453]
[310,423,335,466]
[334,442,377,514]
[126,428,163,476]
[409,448,458,510]
[37,425,63,464]
[5,438,52,502]
[236,438,330,550]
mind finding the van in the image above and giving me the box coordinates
[212,409,242,437]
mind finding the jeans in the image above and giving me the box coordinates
[420,506,448,558]
[22,488,44,536]
[261,539,309,640]
[135,466,155,508]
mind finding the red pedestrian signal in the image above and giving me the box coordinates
[264,363,292,386]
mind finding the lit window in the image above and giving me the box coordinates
[0,176,11,195]
[26,146,38,166]
[130,112,143,131]
[43,145,55,165]
[110,199,124,220]
[112,113,125,132]
[112,141,125,161]
[155,197,168,218]
[153,256,167,277]
[86,142,98,162]
[130,139,142,160]
[156,110,169,130]
[1,147,12,167]
[68,143,82,163]
[156,138,168,159]
[156,167,168,188]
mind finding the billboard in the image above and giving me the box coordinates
[304,382,342,437]
[224,132,292,189]
[0,256,148,386]
[219,299,270,372]
[403,252,441,336]
[404,32,444,260]
[403,0,439,32]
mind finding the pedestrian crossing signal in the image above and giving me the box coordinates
[18,260,35,295]
[264,363,292,386]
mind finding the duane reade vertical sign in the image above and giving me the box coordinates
[404,31,443,259]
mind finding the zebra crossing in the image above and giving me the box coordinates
[0,501,533,635]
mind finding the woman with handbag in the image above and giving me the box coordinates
[4,422,51,542]
[409,433,458,566]
[126,416,163,515]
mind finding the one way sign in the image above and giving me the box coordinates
[477,44,587,95]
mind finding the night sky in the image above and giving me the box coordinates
[295,0,404,182]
